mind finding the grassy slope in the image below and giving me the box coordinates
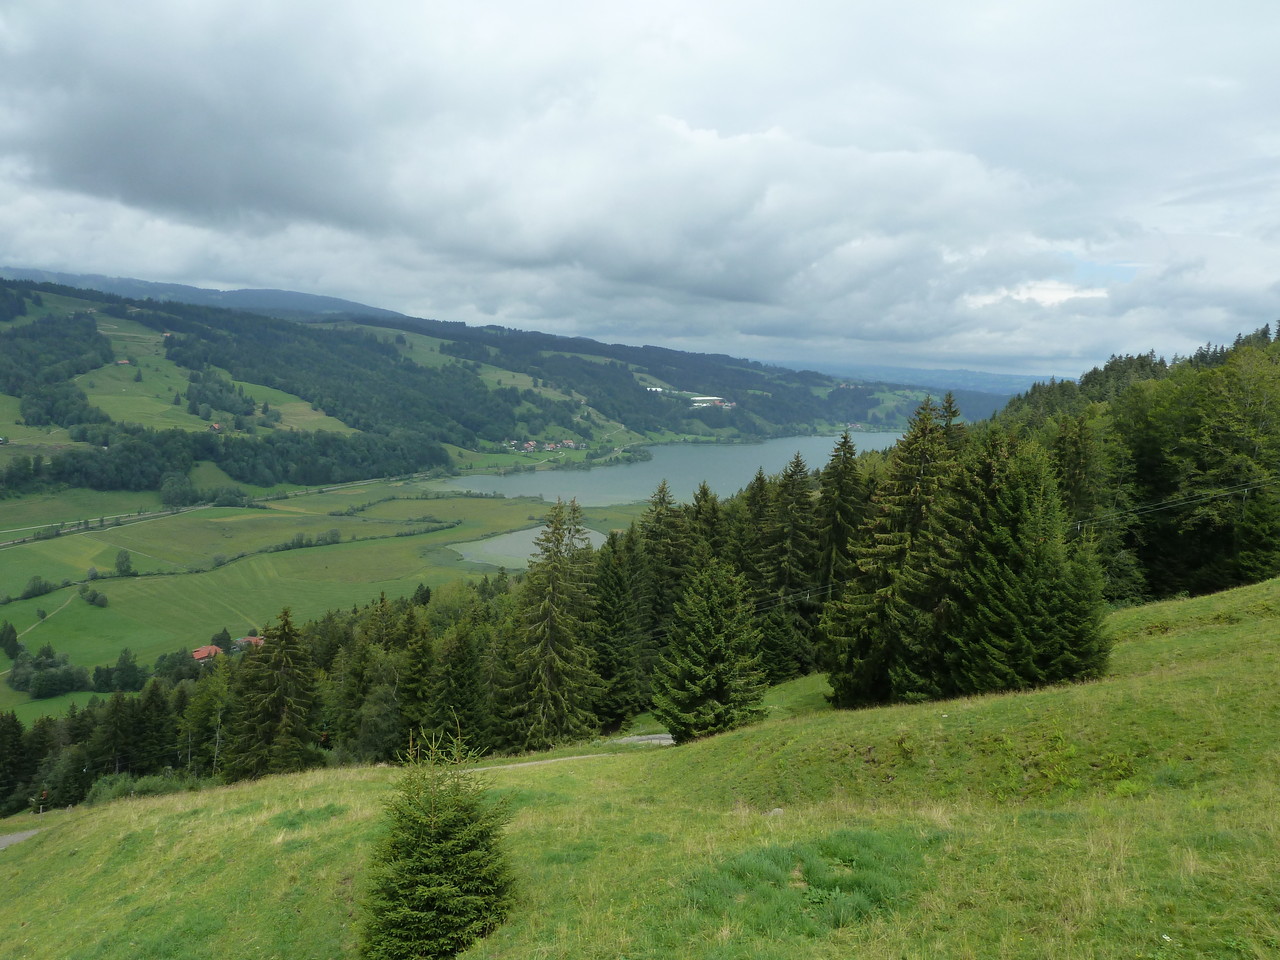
[1,307,357,472]
[80,317,355,435]
[2,581,1278,959]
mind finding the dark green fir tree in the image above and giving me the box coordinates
[223,608,322,780]
[589,532,648,732]
[822,398,962,707]
[651,557,766,744]
[638,479,692,640]
[507,499,600,750]
[758,452,820,682]
[814,432,867,600]
[423,617,492,752]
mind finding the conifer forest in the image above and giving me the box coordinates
[4,311,1280,815]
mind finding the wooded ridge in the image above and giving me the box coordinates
[0,277,1004,501]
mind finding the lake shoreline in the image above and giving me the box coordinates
[540,428,898,473]
[443,432,902,564]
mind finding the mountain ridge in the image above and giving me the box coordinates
[0,265,1018,404]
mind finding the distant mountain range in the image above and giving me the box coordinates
[812,363,1053,397]
[0,267,407,322]
[0,266,1039,401]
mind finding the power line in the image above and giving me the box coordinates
[1079,474,1280,531]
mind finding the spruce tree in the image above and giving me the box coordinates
[588,532,647,731]
[945,432,1039,696]
[822,398,962,706]
[132,678,177,775]
[617,523,661,702]
[814,432,867,600]
[759,452,820,681]
[1051,411,1144,603]
[687,481,727,555]
[88,691,140,776]
[326,632,376,752]
[0,710,30,815]
[940,391,966,451]
[651,558,766,744]
[726,467,773,603]
[223,608,322,780]
[480,612,522,753]
[1053,537,1111,681]
[361,736,514,960]
[941,434,1111,696]
[507,499,600,750]
[399,614,438,735]
[423,618,491,751]
[638,480,691,641]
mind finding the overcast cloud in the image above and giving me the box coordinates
[2,1,1278,375]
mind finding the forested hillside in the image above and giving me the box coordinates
[0,276,998,501]
[1,404,1108,811]
[3,278,1277,824]
[990,324,1280,600]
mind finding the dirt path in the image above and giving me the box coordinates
[17,592,77,638]
[0,830,38,851]
[472,738,670,774]
[473,753,612,773]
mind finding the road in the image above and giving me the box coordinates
[0,830,38,851]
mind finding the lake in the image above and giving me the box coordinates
[445,433,901,568]
[440,432,902,507]
[445,435,896,570]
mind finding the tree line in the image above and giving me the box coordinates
[989,324,1280,600]
[0,405,1112,812]
[1,420,450,495]
[8,322,1280,811]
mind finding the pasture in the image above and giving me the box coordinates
[0,489,162,539]
[3,578,1279,958]
[0,480,642,719]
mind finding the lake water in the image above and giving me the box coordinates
[452,525,610,568]
[441,432,901,506]
[445,432,901,568]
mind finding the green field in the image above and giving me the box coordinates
[0,394,76,467]
[0,489,163,538]
[0,481,614,717]
[2,579,1278,959]
[76,319,356,436]
[0,480,641,721]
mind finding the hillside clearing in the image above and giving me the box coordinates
[1,579,1277,959]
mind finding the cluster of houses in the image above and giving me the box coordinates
[191,634,263,663]
[507,439,579,453]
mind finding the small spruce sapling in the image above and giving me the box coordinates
[361,733,514,960]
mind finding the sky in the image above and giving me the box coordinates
[2,1,1278,376]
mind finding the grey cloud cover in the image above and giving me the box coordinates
[2,0,1278,374]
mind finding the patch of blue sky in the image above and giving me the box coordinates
[1068,257,1139,286]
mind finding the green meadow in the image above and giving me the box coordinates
[2,579,1277,959]
[78,338,355,436]
[0,394,75,467]
[0,479,642,720]
[0,489,163,538]
[2,311,355,464]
